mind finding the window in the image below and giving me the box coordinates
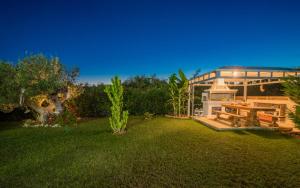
[260,72,271,77]
[272,72,284,77]
[220,71,233,77]
[285,72,296,77]
[233,71,245,77]
[247,72,258,77]
[209,72,216,78]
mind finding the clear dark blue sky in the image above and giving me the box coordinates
[0,0,300,83]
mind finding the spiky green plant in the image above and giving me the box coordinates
[104,76,128,134]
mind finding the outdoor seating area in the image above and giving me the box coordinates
[188,66,299,132]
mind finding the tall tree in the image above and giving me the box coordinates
[105,76,128,134]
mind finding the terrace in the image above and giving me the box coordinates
[188,66,300,131]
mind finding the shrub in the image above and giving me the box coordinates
[73,84,110,117]
[144,112,154,120]
[54,109,77,127]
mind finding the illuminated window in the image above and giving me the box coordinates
[209,72,216,78]
[260,72,271,77]
[272,72,284,77]
[233,71,245,77]
[247,72,258,77]
[285,72,296,76]
[220,71,233,77]
[204,74,209,80]
[199,76,203,81]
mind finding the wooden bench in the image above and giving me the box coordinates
[257,113,282,127]
[213,110,246,127]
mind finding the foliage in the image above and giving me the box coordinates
[0,61,19,105]
[289,106,300,128]
[54,109,77,127]
[168,69,189,116]
[168,73,178,116]
[123,75,171,115]
[0,54,79,123]
[282,76,300,104]
[282,76,300,127]
[144,112,154,120]
[74,84,110,117]
[16,54,67,97]
[104,76,128,134]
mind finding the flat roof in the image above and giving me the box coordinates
[217,66,299,71]
[190,66,300,85]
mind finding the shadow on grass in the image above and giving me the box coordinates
[244,130,293,140]
[0,121,22,131]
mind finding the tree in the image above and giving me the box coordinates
[0,54,79,123]
[104,76,128,134]
[282,75,300,127]
[168,69,189,117]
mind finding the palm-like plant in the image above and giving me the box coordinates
[168,74,178,116]
[168,70,189,117]
[282,75,300,127]
[177,69,189,116]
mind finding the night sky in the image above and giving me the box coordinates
[0,0,300,83]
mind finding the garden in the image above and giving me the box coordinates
[1,54,300,187]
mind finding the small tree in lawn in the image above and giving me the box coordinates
[105,76,128,134]
[282,75,300,127]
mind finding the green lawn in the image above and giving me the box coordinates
[1,117,300,187]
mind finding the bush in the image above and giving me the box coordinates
[123,76,171,115]
[289,106,300,128]
[73,84,110,117]
[144,112,154,120]
[54,109,77,127]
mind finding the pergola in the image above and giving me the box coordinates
[187,66,300,116]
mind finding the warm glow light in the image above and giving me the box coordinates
[233,71,238,77]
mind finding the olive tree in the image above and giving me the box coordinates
[0,54,79,123]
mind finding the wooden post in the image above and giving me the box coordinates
[188,85,191,117]
[192,85,195,116]
[243,79,247,102]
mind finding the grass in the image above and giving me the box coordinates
[1,117,300,187]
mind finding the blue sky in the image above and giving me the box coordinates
[0,0,300,83]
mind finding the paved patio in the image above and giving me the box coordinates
[193,116,279,131]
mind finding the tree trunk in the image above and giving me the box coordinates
[50,95,63,114]
[26,101,48,123]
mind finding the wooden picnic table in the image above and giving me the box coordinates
[222,104,277,127]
